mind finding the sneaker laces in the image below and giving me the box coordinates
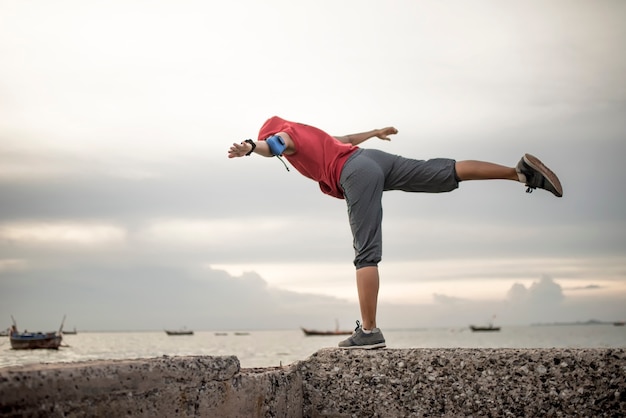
[350,320,362,337]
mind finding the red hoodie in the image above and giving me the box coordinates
[257,116,358,199]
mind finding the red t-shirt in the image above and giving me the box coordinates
[257,116,358,199]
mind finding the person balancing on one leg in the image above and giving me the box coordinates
[228,116,563,349]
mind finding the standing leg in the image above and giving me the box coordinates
[340,263,386,349]
[338,151,387,349]
[356,266,379,330]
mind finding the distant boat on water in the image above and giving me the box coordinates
[301,320,352,336]
[9,315,64,350]
[165,328,194,336]
[469,325,501,332]
[62,327,78,335]
[470,315,501,332]
[614,321,625,327]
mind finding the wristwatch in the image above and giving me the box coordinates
[244,139,256,156]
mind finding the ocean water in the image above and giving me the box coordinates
[1,325,625,370]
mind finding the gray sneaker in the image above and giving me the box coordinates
[516,153,563,197]
[338,321,386,349]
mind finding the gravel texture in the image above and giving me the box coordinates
[1,348,624,417]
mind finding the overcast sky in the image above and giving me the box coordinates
[1,0,625,332]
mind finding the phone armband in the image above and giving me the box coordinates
[266,135,286,156]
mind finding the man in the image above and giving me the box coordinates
[228,116,562,349]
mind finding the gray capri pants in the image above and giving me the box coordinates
[339,148,459,269]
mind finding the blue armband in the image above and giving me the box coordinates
[266,135,286,156]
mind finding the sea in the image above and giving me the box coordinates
[2,325,625,370]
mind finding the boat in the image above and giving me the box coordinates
[470,315,501,332]
[62,327,78,335]
[214,332,228,336]
[234,332,250,336]
[301,320,352,336]
[301,327,352,336]
[614,321,625,327]
[0,328,9,337]
[9,316,64,350]
[165,328,194,336]
[469,325,501,332]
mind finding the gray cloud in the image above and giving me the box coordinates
[1,264,357,332]
[3,266,623,332]
[565,285,603,291]
[432,293,467,305]
[507,275,564,306]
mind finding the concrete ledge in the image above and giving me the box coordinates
[303,348,625,417]
[1,348,624,417]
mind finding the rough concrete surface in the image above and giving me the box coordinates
[0,355,302,418]
[302,348,625,417]
[0,348,624,417]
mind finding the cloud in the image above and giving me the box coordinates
[0,264,357,332]
[397,275,624,327]
[0,222,126,245]
[432,293,466,305]
[507,275,564,306]
[564,284,603,291]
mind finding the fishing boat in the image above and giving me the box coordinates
[165,328,194,336]
[62,327,78,335]
[9,316,64,350]
[469,325,501,332]
[301,320,352,336]
[470,315,501,332]
[301,327,352,336]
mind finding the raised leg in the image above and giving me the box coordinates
[455,160,518,181]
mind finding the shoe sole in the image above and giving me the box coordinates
[523,153,563,197]
[338,342,386,350]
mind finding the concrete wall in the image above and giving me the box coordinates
[1,348,624,417]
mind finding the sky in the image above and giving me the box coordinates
[1,0,625,332]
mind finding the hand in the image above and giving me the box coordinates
[376,127,398,141]
[228,142,252,158]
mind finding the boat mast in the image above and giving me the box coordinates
[58,315,66,334]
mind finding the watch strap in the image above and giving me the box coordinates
[244,139,256,156]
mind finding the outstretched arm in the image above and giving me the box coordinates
[334,126,398,146]
[229,132,295,159]
[228,140,273,158]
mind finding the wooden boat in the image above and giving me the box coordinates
[165,329,194,336]
[470,325,501,332]
[470,314,501,332]
[301,327,352,336]
[301,320,352,336]
[62,327,78,335]
[9,316,64,350]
